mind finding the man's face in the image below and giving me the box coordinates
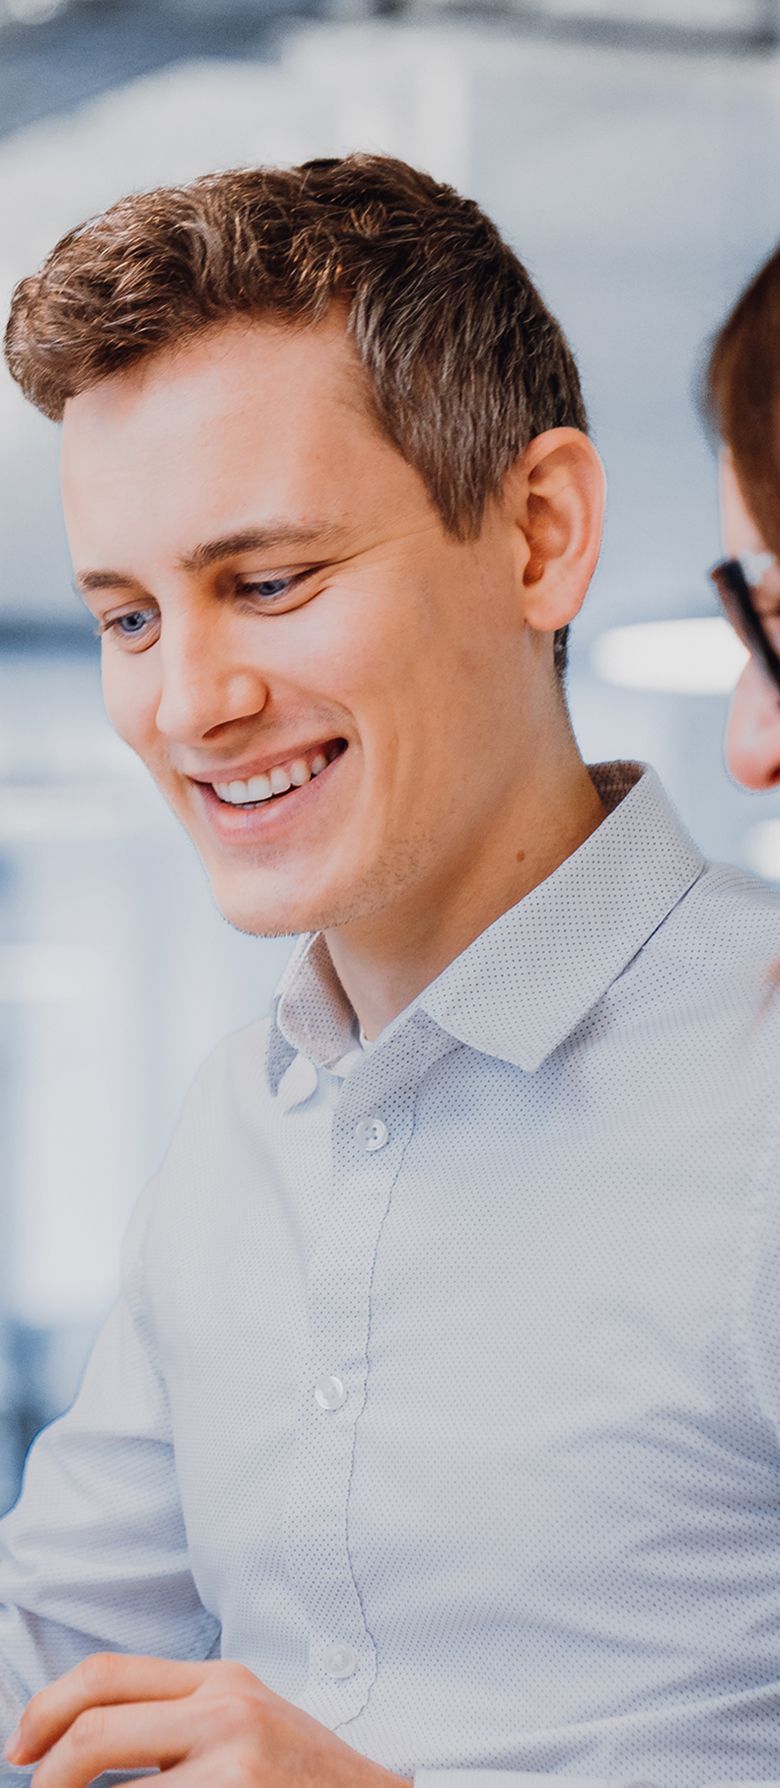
[62,313,542,939]
[721,450,780,791]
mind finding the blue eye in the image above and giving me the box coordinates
[117,612,149,633]
[239,576,297,601]
[95,610,154,640]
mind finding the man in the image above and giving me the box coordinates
[2,154,780,1788]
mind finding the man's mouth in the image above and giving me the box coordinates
[210,739,347,808]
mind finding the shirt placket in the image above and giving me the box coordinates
[282,1021,433,1730]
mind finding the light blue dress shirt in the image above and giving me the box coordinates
[2,761,780,1788]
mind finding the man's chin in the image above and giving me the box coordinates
[207,875,349,941]
[212,896,314,940]
[203,841,395,938]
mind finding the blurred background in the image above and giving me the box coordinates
[1,0,779,1512]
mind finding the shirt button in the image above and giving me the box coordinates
[355,1115,389,1152]
[314,1374,347,1411]
[322,1642,358,1678]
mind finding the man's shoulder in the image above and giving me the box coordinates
[615,850,780,1076]
[129,1010,282,1257]
[687,851,780,912]
[152,1011,278,1179]
[178,1010,277,1123]
[666,852,780,964]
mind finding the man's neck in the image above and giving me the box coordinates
[325,742,608,1043]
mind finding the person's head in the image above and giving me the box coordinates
[3,154,604,942]
[703,242,780,791]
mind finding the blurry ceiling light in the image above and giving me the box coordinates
[742,820,780,883]
[591,618,749,695]
[5,0,66,20]
[0,785,141,840]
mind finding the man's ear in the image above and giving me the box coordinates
[506,427,606,634]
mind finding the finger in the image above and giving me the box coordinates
[154,1766,216,1786]
[157,1766,221,1785]
[26,1695,198,1788]
[9,1653,208,1765]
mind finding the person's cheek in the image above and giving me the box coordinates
[100,658,132,749]
[101,661,158,780]
[725,658,780,790]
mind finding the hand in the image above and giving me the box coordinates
[3,1653,414,1788]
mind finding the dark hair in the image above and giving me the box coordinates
[702,241,780,559]
[4,153,590,681]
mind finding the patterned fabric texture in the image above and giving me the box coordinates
[1,762,780,1788]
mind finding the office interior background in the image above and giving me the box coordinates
[0,0,779,1513]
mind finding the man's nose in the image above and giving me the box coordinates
[725,656,780,790]
[153,615,270,742]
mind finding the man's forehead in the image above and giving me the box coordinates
[63,308,367,433]
[60,308,420,588]
[60,319,386,557]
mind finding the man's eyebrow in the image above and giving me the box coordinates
[74,521,351,596]
[74,569,137,598]
[176,522,350,575]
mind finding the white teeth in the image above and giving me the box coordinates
[214,776,270,805]
[246,774,273,802]
[213,744,338,805]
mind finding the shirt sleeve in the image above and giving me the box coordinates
[413,1774,618,1786]
[0,1165,220,1761]
[413,1778,779,1787]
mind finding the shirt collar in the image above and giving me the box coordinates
[265,761,706,1093]
[266,928,357,1093]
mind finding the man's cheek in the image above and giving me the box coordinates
[102,679,149,759]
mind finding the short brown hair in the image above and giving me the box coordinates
[4,153,589,681]
[702,241,780,560]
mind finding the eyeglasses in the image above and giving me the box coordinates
[709,551,780,696]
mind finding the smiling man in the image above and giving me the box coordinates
[3,156,780,1788]
[60,302,604,984]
